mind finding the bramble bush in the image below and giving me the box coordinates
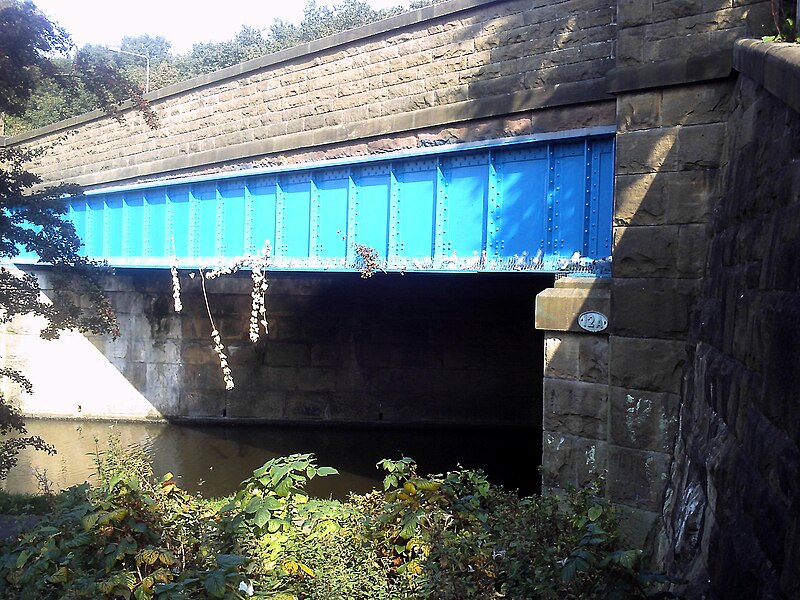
[0,437,678,599]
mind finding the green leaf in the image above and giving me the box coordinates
[271,465,291,486]
[614,549,641,569]
[81,512,100,531]
[274,479,291,497]
[253,507,271,529]
[15,550,31,569]
[244,496,262,514]
[64,531,93,549]
[560,558,579,581]
[399,514,419,540]
[203,569,226,598]
[263,496,283,510]
[34,526,60,536]
[133,585,151,600]
[109,508,128,523]
[215,554,248,568]
[138,547,159,565]
[47,566,70,584]
[316,466,338,477]
[587,505,603,522]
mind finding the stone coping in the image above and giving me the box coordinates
[606,49,733,94]
[1,0,504,146]
[733,39,800,115]
[535,276,611,333]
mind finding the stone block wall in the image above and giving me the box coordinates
[616,0,772,68]
[2,268,550,428]
[656,40,800,599]
[4,0,616,189]
[535,0,772,548]
[606,78,732,542]
[537,278,610,497]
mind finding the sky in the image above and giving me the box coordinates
[32,0,406,54]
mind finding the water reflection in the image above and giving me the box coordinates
[2,419,541,500]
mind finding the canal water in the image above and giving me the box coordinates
[2,419,541,500]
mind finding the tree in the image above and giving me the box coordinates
[1,0,157,134]
[0,0,155,479]
[7,0,446,133]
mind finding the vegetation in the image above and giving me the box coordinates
[0,437,677,599]
[0,0,155,479]
[4,0,444,135]
[763,0,798,42]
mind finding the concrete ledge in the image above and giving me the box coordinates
[535,277,611,333]
[606,50,733,95]
[734,39,800,115]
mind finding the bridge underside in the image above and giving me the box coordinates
[24,130,615,274]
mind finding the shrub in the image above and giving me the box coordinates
[0,444,677,599]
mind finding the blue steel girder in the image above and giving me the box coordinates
[20,128,615,273]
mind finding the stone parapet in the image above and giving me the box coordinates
[5,0,616,189]
[734,38,800,115]
[615,1,771,68]
[656,41,800,597]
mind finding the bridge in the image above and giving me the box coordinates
[20,131,614,273]
[4,1,795,592]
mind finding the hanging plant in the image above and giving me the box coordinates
[170,241,271,391]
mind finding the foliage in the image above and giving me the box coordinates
[0,441,680,599]
[171,241,271,391]
[1,0,157,131]
[763,0,798,42]
[0,489,52,515]
[0,0,155,482]
[354,243,386,278]
[221,453,342,595]
[0,435,248,599]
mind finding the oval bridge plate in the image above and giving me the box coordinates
[577,311,608,333]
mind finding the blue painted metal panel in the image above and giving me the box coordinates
[168,186,190,258]
[145,189,167,259]
[124,192,144,259]
[219,181,246,257]
[70,203,87,252]
[281,178,311,258]
[594,140,615,259]
[35,131,614,273]
[493,146,549,265]
[247,176,277,257]
[87,198,105,257]
[552,141,586,258]
[354,167,390,259]
[315,171,349,261]
[442,154,488,267]
[194,183,217,258]
[394,160,436,262]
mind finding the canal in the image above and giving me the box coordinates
[2,419,541,500]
